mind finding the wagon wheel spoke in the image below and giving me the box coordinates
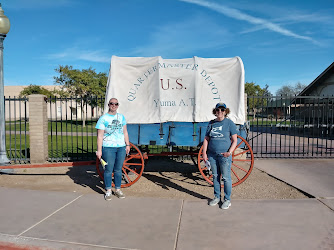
[126,153,143,160]
[124,162,143,166]
[123,165,140,175]
[236,140,244,149]
[122,172,130,184]
[231,168,241,182]
[122,169,133,184]
[233,148,251,157]
[233,159,252,162]
[232,162,248,173]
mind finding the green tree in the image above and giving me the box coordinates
[54,65,108,127]
[19,84,56,98]
[245,82,272,117]
[275,82,307,96]
[245,82,271,96]
[245,82,272,119]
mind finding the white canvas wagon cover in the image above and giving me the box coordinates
[104,56,245,124]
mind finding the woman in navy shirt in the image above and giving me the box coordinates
[202,102,238,209]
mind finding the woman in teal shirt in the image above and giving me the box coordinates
[96,98,130,201]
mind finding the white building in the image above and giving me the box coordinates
[4,85,103,121]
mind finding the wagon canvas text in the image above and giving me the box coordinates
[105,56,245,124]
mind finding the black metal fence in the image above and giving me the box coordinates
[248,95,334,158]
[4,95,334,163]
[47,96,104,162]
[5,96,29,164]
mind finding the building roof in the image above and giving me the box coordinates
[4,85,59,97]
[299,62,334,96]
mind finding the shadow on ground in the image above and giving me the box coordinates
[143,172,209,200]
[66,165,105,194]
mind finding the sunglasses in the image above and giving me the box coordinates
[108,102,119,106]
[215,108,226,112]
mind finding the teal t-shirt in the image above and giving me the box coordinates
[95,113,127,147]
[205,118,237,154]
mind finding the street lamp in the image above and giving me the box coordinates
[0,3,10,166]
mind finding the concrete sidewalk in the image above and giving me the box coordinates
[255,158,334,198]
[0,159,333,250]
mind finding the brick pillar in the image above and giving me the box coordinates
[29,94,48,163]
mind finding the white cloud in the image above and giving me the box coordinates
[180,0,317,43]
[46,48,110,63]
[273,13,332,25]
[131,15,230,58]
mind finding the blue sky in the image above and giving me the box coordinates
[2,0,334,95]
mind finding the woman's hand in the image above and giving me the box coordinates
[221,151,232,157]
[96,150,102,159]
[126,145,130,155]
[203,153,208,162]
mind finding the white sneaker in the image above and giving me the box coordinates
[209,197,220,206]
[104,192,112,201]
[114,190,125,199]
[221,200,231,209]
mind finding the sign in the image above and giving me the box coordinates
[104,56,245,124]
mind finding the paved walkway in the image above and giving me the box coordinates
[0,159,333,250]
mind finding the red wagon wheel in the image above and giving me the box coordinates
[198,135,254,187]
[96,142,145,188]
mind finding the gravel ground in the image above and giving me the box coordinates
[0,158,308,200]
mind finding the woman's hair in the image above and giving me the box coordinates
[212,107,230,116]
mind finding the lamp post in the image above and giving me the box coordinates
[0,3,10,166]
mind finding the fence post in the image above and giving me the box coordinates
[29,94,48,163]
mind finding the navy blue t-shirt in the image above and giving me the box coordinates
[205,118,238,154]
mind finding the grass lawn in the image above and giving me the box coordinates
[5,120,98,132]
[49,135,97,160]
[6,134,97,161]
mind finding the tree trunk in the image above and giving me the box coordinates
[81,102,86,128]
[253,108,257,120]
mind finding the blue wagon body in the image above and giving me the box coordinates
[127,122,248,147]
[96,121,253,188]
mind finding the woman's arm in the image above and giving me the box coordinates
[96,129,104,159]
[222,133,237,157]
[123,125,130,155]
[202,136,210,162]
